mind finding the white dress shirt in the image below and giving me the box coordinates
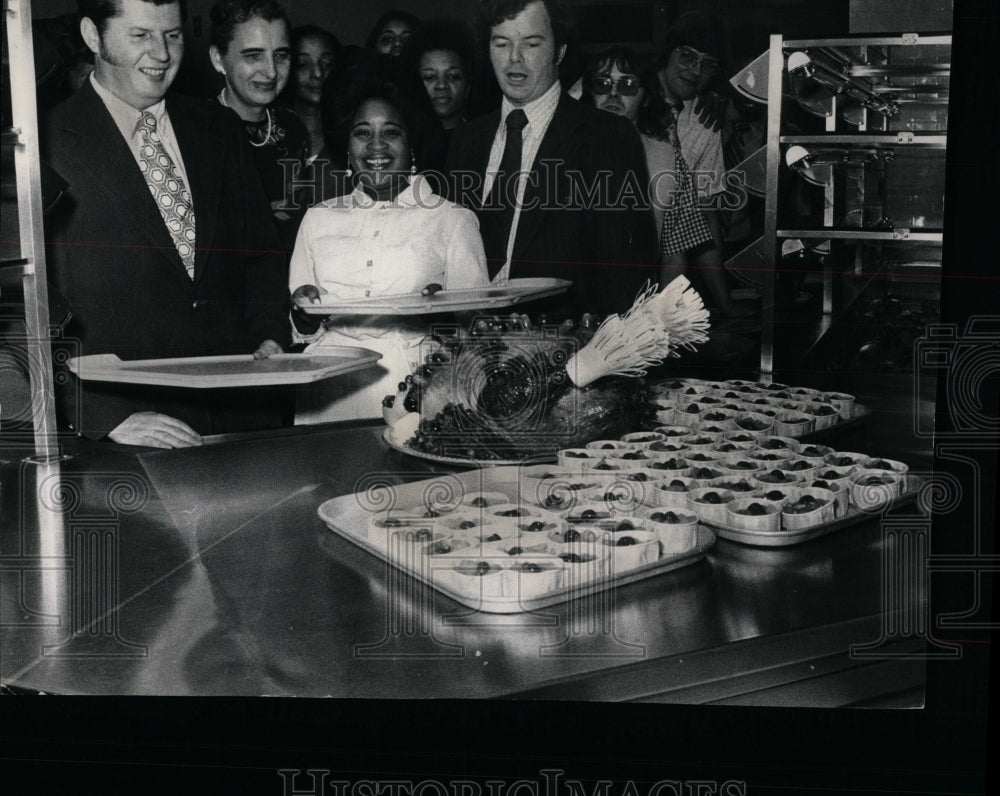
[288,175,489,423]
[482,79,562,282]
[675,101,725,198]
[89,73,191,192]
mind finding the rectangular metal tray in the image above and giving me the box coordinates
[317,466,715,614]
[299,278,570,316]
[700,475,923,547]
[67,349,381,388]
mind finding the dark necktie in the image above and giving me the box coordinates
[483,108,529,280]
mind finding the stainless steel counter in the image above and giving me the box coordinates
[0,423,927,701]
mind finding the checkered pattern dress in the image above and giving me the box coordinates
[659,102,713,257]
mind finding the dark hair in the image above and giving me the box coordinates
[404,17,475,78]
[580,45,649,105]
[278,25,341,108]
[580,45,663,134]
[292,25,341,62]
[326,82,425,165]
[78,0,186,36]
[657,11,726,71]
[291,24,342,75]
[478,0,573,53]
[209,0,289,54]
[365,9,420,51]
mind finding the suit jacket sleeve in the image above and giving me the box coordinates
[587,115,658,312]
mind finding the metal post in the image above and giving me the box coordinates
[760,35,784,379]
[5,0,60,460]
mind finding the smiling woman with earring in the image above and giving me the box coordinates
[209,0,308,247]
[287,85,489,423]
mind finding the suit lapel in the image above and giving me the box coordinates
[61,83,191,285]
[512,95,585,263]
[168,96,226,285]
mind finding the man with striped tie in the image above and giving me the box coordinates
[43,0,291,447]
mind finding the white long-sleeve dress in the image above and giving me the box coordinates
[289,175,490,423]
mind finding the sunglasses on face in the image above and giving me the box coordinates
[590,76,642,97]
[674,47,721,76]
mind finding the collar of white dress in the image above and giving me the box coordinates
[320,174,435,211]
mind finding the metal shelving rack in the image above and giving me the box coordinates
[2,0,59,459]
[734,32,951,378]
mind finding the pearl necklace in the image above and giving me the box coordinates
[219,89,276,147]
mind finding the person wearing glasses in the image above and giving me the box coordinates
[581,46,674,244]
[652,12,752,319]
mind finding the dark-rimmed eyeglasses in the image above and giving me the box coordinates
[674,46,721,76]
[590,76,642,97]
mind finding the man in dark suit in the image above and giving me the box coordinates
[43,0,291,448]
[444,0,656,320]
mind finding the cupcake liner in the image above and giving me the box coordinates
[803,479,850,515]
[781,491,836,530]
[712,439,756,454]
[585,439,636,453]
[797,443,835,461]
[861,457,910,475]
[824,451,870,469]
[751,485,803,507]
[599,529,661,574]
[755,436,804,455]
[557,448,598,470]
[651,476,699,508]
[685,465,727,484]
[726,497,782,532]
[732,412,775,435]
[752,469,806,489]
[652,425,697,440]
[621,431,667,448]
[823,392,856,420]
[773,413,817,438]
[716,454,765,475]
[686,487,736,524]
[704,476,760,495]
[780,456,821,480]
[461,491,514,509]
[638,507,700,556]
[850,471,904,511]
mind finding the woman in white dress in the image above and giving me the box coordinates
[289,85,489,423]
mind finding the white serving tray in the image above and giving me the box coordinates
[701,475,924,548]
[317,466,715,614]
[67,349,381,388]
[299,278,571,316]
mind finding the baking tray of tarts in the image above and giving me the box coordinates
[317,465,716,614]
[646,377,869,440]
[557,428,920,548]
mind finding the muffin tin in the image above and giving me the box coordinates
[649,378,869,438]
[552,426,920,548]
[318,466,715,613]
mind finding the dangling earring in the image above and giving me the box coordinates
[345,153,352,179]
[410,149,417,176]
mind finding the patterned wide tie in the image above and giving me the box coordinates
[135,112,197,278]
[659,101,713,258]
[483,108,529,280]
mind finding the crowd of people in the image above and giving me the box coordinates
[25,0,762,447]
